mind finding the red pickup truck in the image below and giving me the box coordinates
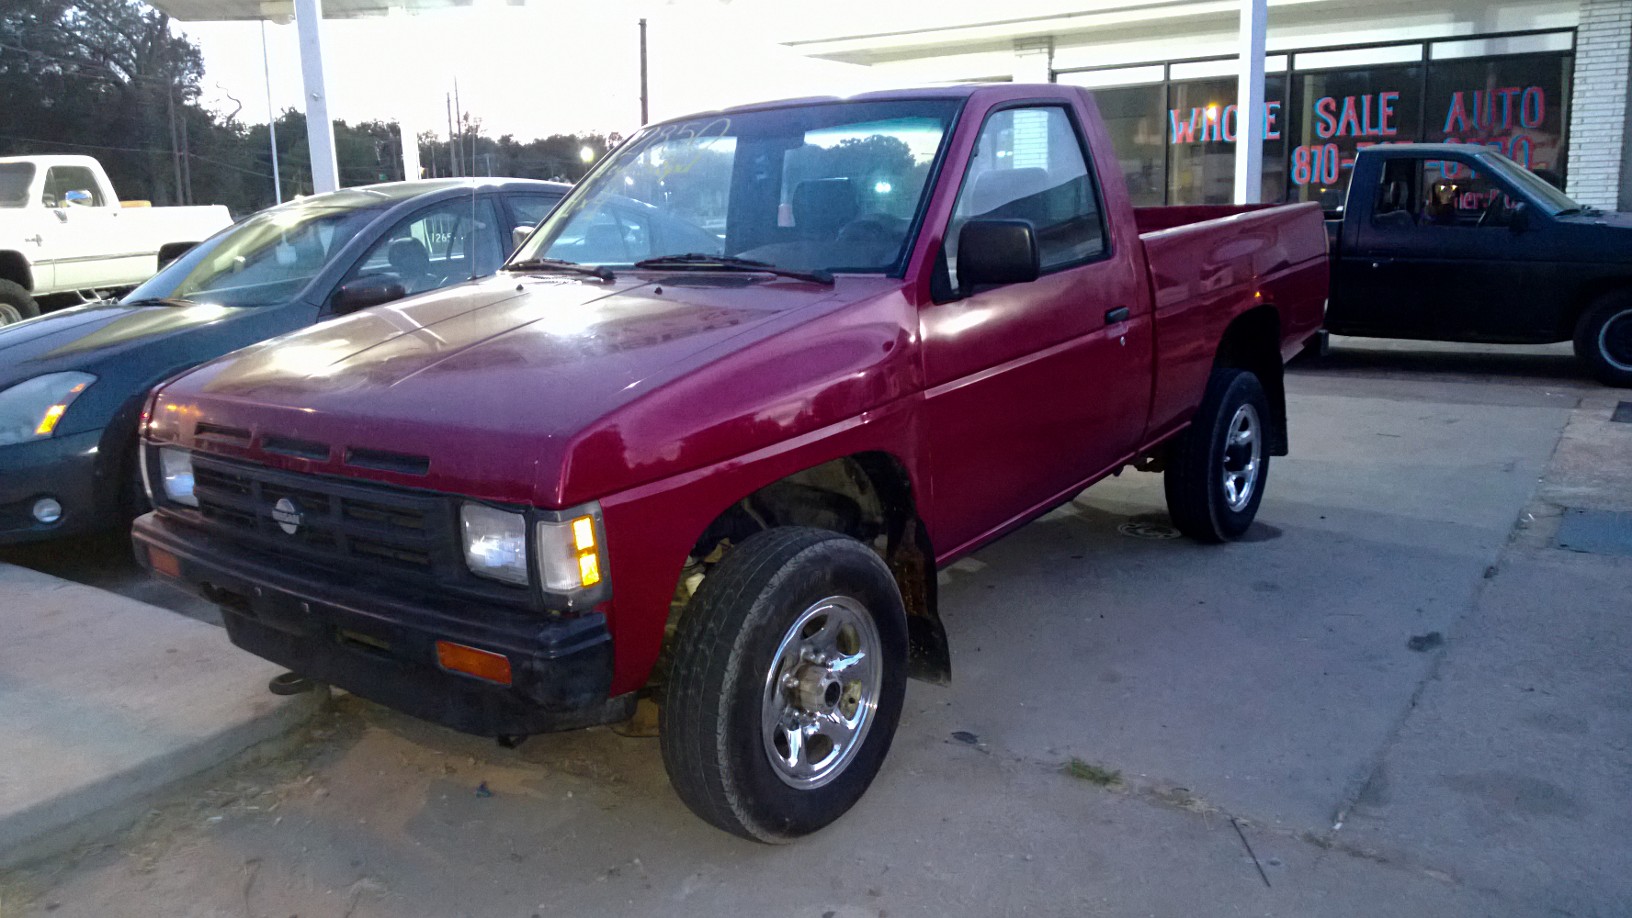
[133,84,1327,841]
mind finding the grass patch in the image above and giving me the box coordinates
[1064,758,1121,786]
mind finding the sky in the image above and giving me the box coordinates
[173,1,893,143]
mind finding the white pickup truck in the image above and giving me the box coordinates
[0,154,232,325]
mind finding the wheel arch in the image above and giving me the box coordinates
[0,250,34,291]
[665,450,950,687]
[1214,304,1288,455]
[1567,279,1632,338]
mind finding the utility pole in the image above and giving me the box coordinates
[454,80,466,177]
[446,92,461,177]
[262,19,282,203]
[639,18,649,125]
[166,89,184,205]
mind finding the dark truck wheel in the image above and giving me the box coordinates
[1164,367,1271,542]
[660,527,908,842]
[1574,293,1632,388]
[0,279,40,326]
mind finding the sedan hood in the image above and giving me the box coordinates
[0,300,315,437]
[0,301,269,380]
[152,271,853,503]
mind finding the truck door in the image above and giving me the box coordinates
[1330,154,1552,341]
[39,164,122,291]
[919,102,1150,555]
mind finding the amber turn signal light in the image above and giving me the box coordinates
[435,640,513,685]
[147,546,182,579]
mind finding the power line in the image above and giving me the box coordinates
[0,132,277,179]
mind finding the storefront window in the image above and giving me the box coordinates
[1166,75,1287,205]
[1423,53,1572,183]
[1092,83,1167,206]
[1055,34,1573,208]
[1287,64,1423,206]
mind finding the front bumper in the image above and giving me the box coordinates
[132,511,628,737]
[0,429,114,544]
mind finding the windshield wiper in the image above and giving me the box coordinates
[505,257,615,282]
[633,254,834,285]
[121,297,198,308]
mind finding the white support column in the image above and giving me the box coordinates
[1566,0,1632,210]
[1233,0,1268,204]
[399,121,421,181]
[1012,37,1054,84]
[294,0,340,193]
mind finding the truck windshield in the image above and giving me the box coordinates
[0,163,35,208]
[127,201,382,308]
[1473,151,1581,216]
[516,99,961,277]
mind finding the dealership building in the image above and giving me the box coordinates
[781,0,1632,210]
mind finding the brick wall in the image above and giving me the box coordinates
[1567,0,1632,209]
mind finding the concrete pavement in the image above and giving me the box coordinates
[1,340,1629,916]
[0,563,322,869]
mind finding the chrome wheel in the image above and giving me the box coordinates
[0,303,21,326]
[1600,308,1632,373]
[1221,403,1261,513]
[761,595,881,790]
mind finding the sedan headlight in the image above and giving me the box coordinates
[158,447,198,507]
[461,503,529,586]
[0,372,97,446]
[535,510,605,592]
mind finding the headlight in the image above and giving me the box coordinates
[158,447,198,507]
[461,503,529,586]
[535,510,605,592]
[0,372,97,446]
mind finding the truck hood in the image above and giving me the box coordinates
[152,271,870,503]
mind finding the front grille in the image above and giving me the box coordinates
[187,454,460,585]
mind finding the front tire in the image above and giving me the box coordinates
[660,527,908,842]
[0,279,40,326]
[1574,293,1632,388]
[1164,368,1272,542]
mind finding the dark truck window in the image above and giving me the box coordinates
[0,163,35,207]
[1373,156,1544,229]
[41,165,105,207]
[944,105,1106,287]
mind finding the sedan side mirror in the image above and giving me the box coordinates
[511,224,535,254]
[332,276,407,315]
[957,219,1041,291]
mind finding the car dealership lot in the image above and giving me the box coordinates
[4,337,1629,916]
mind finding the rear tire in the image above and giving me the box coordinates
[1574,293,1632,388]
[0,279,40,326]
[1164,368,1272,542]
[660,527,908,842]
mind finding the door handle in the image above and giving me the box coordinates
[23,234,43,246]
[1104,307,1131,324]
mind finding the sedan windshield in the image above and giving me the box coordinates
[126,201,382,307]
[515,99,961,276]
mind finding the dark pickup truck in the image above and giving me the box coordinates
[132,84,1328,841]
[1325,143,1632,386]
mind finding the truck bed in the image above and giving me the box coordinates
[1135,201,1329,441]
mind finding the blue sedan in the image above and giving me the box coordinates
[0,178,567,544]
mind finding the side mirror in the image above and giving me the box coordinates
[331,276,407,315]
[956,219,1040,290]
[64,189,94,207]
[1508,202,1531,234]
[511,224,535,254]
